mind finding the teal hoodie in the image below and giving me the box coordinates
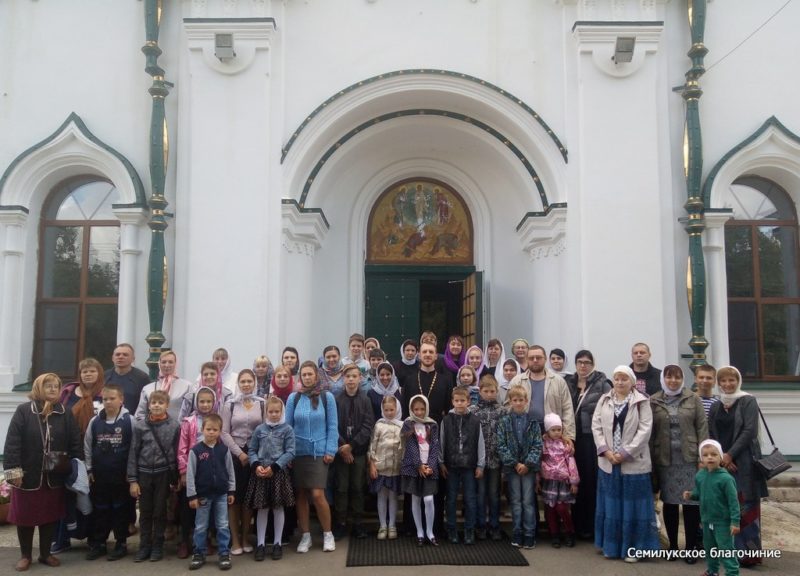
[689,466,740,527]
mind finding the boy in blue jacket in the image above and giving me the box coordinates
[84,384,133,561]
[497,384,543,549]
[187,414,236,571]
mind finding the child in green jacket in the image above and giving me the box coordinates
[683,439,741,576]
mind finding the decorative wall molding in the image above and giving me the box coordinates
[282,199,328,256]
[184,18,276,76]
[559,0,669,20]
[0,113,146,210]
[703,116,800,208]
[572,21,664,78]
[516,204,567,260]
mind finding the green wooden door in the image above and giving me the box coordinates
[365,277,420,359]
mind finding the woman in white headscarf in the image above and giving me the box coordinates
[592,365,659,562]
[649,364,707,561]
[707,365,768,566]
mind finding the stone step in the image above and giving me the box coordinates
[767,467,800,501]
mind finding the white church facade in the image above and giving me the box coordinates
[1,0,799,453]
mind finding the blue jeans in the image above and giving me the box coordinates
[506,471,536,538]
[476,467,501,530]
[446,467,477,531]
[193,494,231,556]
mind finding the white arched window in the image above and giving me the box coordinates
[725,176,800,380]
[34,177,120,378]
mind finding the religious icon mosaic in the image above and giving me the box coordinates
[367,179,473,265]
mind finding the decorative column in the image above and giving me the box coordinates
[571,21,668,357]
[281,202,328,356]
[702,210,733,367]
[680,0,709,368]
[176,16,277,371]
[0,210,28,388]
[113,208,148,347]
[142,0,172,379]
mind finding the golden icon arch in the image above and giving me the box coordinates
[366,178,474,265]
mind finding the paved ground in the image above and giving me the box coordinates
[1,502,799,576]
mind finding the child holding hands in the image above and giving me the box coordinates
[683,439,741,576]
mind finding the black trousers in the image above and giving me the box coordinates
[90,481,130,547]
[138,472,171,550]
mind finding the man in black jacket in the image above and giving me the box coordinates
[630,342,662,396]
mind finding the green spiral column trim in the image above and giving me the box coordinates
[143,0,172,379]
[681,0,709,368]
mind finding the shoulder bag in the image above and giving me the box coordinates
[754,404,792,480]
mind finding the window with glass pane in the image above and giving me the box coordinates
[34,177,120,380]
[725,176,800,381]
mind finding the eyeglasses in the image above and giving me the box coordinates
[576,360,593,366]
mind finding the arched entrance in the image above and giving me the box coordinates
[364,178,483,354]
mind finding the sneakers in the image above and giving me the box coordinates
[448,530,459,544]
[377,527,388,540]
[107,544,127,561]
[524,536,536,550]
[323,531,336,552]
[49,542,71,555]
[218,554,232,570]
[134,548,151,562]
[149,548,164,562]
[511,533,522,548]
[189,554,205,570]
[623,556,638,563]
[271,544,283,561]
[464,530,475,545]
[254,545,266,561]
[387,527,398,540]
[86,546,107,560]
[296,533,312,554]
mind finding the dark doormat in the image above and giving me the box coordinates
[346,535,529,567]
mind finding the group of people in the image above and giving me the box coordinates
[2,334,769,576]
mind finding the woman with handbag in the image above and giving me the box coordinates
[708,365,769,566]
[3,373,82,571]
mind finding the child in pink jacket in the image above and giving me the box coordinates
[537,413,579,548]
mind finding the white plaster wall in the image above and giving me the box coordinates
[280,0,566,149]
[171,19,277,376]
[701,0,800,174]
